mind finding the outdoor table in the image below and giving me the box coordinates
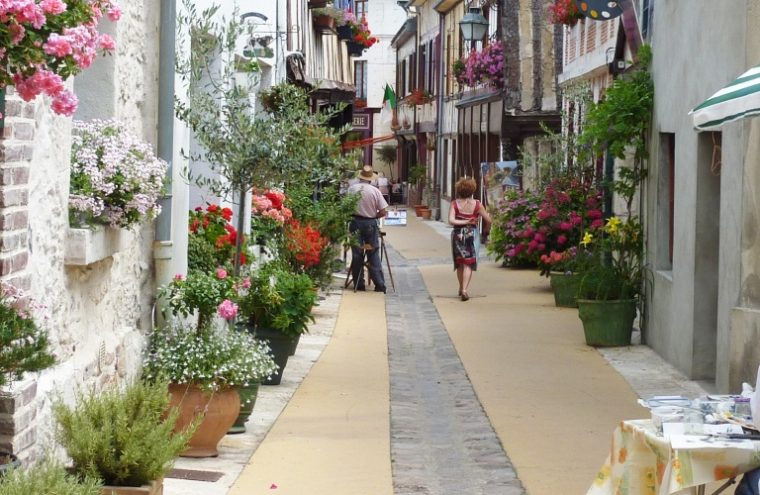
[587,419,760,495]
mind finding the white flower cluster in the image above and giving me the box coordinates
[144,322,278,391]
[69,119,168,228]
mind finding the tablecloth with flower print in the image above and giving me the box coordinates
[587,419,760,495]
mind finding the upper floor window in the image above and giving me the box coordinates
[355,60,367,99]
[355,0,367,18]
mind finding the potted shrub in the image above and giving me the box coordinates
[144,321,277,456]
[53,380,195,495]
[69,120,168,229]
[151,271,277,456]
[576,217,643,346]
[0,458,100,494]
[540,247,593,308]
[237,262,318,385]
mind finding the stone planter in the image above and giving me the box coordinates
[168,384,240,458]
[65,226,123,265]
[101,478,163,495]
[577,299,637,347]
[549,272,581,308]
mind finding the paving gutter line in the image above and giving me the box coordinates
[163,284,343,495]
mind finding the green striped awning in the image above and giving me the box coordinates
[691,66,760,131]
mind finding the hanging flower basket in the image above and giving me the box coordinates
[346,41,365,57]
[313,14,336,33]
[548,0,585,26]
[337,25,353,41]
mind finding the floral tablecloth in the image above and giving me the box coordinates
[587,419,760,495]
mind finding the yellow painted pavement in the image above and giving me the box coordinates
[228,290,392,495]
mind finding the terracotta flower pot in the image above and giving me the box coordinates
[420,208,432,220]
[168,384,240,458]
[313,14,335,33]
[414,204,426,216]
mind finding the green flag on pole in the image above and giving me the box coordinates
[380,84,397,125]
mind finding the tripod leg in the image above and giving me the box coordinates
[382,242,395,293]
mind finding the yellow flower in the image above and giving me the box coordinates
[605,216,622,234]
[581,232,593,246]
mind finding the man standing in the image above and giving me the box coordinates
[348,165,388,293]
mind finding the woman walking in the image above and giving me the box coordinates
[449,177,491,301]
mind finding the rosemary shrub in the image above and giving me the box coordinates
[53,380,195,487]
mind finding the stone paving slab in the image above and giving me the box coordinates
[385,244,525,495]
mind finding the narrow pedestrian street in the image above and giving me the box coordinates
[220,212,708,495]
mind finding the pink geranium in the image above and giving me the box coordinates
[0,0,120,116]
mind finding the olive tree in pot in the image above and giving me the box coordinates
[54,380,196,495]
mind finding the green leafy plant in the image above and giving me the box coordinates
[376,145,397,180]
[280,183,358,287]
[576,216,643,301]
[53,380,195,487]
[0,283,55,388]
[238,263,318,338]
[311,6,345,23]
[408,164,426,187]
[144,322,278,390]
[0,458,101,495]
[579,44,653,165]
[158,270,237,332]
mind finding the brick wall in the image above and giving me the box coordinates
[0,89,39,462]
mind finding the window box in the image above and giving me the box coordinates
[64,226,123,266]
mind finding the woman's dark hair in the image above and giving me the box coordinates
[455,177,476,199]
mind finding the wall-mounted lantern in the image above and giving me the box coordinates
[459,6,488,43]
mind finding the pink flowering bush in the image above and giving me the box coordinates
[159,269,237,332]
[250,189,292,245]
[69,119,167,228]
[487,176,602,268]
[1,0,121,116]
[456,41,504,88]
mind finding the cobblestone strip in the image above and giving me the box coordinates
[384,246,525,495]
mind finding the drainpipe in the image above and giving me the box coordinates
[435,12,445,219]
[154,0,178,290]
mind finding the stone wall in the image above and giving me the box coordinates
[0,0,161,461]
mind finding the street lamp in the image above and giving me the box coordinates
[459,6,488,43]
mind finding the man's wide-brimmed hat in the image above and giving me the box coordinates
[357,165,378,181]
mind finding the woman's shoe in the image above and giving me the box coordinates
[460,292,469,302]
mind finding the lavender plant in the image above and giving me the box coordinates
[69,119,167,228]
